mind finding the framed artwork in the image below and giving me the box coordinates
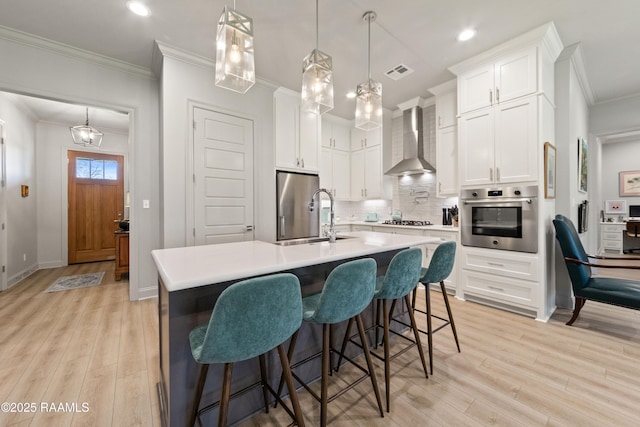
[578,138,588,193]
[620,170,640,196]
[543,142,556,199]
[604,200,626,214]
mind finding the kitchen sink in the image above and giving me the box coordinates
[274,235,354,246]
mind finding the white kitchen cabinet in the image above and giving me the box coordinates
[351,144,383,200]
[459,96,537,186]
[350,127,381,151]
[457,47,537,115]
[423,230,458,294]
[274,88,319,172]
[600,222,624,254]
[320,147,350,200]
[321,116,351,151]
[429,80,459,197]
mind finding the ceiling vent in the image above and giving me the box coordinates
[384,64,414,80]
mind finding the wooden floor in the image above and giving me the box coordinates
[2,262,640,426]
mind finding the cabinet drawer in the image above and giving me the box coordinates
[460,269,536,309]
[461,247,538,281]
[602,224,624,233]
[603,232,622,241]
[603,240,622,250]
[351,225,372,232]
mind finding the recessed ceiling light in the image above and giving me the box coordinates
[127,1,150,17]
[346,92,356,99]
[457,29,476,42]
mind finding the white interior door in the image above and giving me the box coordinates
[0,121,6,291]
[193,108,254,245]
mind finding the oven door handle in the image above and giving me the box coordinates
[462,198,533,205]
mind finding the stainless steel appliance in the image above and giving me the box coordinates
[460,185,538,253]
[276,171,320,241]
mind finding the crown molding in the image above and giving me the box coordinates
[0,25,154,80]
[558,43,595,106]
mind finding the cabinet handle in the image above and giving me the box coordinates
[280,216,285,237]
[365,188,368,197]
[487,262,504,267]
[488,285,505,292]
[296,157,300,167]
[361,189,364,197]
[301,158,305,168]
[438,116,441,128]
[496,87,500,102]
[489,168,493,181]
[439,182,442,192]
[364,138,368,147]
[496,167,500,182]
[489,89,493,104]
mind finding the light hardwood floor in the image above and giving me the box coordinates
[1,261,640,426]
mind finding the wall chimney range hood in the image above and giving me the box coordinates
[385,105,436,176]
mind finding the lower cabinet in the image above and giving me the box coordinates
[459,246,539,316]
[600,222,624,254]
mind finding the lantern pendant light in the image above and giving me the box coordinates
[70,107,103,147]
[215,1,255,93]
[355,11,382,130]
[301,0,334,115]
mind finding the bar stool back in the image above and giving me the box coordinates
[415,241,459,373]
[188,273,305,427]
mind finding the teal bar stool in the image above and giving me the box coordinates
[277,258,384,427]
[337,247,428,412]
[413,241,460,373]
[188,273,305,427]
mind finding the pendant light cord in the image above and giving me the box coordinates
[367,14,371,80]
[315,0,319,50]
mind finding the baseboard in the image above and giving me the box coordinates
[135,285,158,301]
[38,261,66,269]
[8,264,38,288]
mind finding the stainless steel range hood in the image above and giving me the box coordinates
[385,105,436,176]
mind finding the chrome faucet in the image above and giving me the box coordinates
[309,188,336,243]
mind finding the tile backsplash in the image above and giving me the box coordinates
[331,104,458,225]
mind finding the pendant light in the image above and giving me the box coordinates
[70,108,103,147]
[355,11,382,130]
[301,0,334,115]
[215,1,255,93]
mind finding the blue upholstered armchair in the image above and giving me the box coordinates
[553,215,640,325]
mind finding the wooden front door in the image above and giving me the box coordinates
[68,150,124,264]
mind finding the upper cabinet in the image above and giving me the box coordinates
[351,126,383,200]
[429,80,458,196]
[321,116,351,151]
[274,88,319,172]
[457,47,537,115]
[350,127,381,151]
[320,115,351,200]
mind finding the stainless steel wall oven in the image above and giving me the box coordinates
[460,186,538,253]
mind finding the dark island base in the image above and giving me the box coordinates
[158,249,411,426]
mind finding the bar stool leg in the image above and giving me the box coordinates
[275,330,300,404]
[277,344,305,426]
[259,354,270,413]
[426,283,433,374]
[321,324,330,427]
[405,293,428,379]
[355,314,384,417]
[382,299,391,412]
[440,281,461,352]
[188,364,209,427]
[218,362,234,427]
[335,317,354,371]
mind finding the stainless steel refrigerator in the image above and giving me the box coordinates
[276,170,320,241]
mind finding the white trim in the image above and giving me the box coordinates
[0,120,6,291]
[0,25,153,80]
[558,43,595,106]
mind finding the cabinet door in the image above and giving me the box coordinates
[298,109,319,171]
[332,149,350,200]
[494,47,537,104]
[494,97,537,184]
[459,109,494,186]
[436,126,458,196]
[332,122,351,151]
[458,63,494,114]
[274,92,300,170]
[321,119,333,148]
[364,128,381,147]
[319,147,333,191]
[436,90,457,129]
[350,149,365,200]
[364,145,382,199]
[351,127,366,151]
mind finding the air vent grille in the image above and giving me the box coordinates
[385,64,414,80]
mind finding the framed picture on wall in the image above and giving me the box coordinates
[604,200,626,214]
[578,138,588,193]
[544,142,556,199]
[620,170,640,196]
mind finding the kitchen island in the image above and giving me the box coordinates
[152,231,440,426]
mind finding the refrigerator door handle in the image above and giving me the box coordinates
[280,216,285,238]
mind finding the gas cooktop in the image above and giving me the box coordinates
[382,220,432,226]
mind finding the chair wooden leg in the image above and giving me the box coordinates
[321,324,330,427]
[335,317,354,371]
[276,329,300,405]
[356,314,384,418]
[188,364,209,427]
[425,282,434,374]
[382,299,391,412]
[405,294,429,379]
[218,362,234,427]
[259,354,270,413]
[277,344,305,427]
[567,297,586,326]
[440,281,460,352]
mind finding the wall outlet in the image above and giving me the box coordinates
[143,199,150,209]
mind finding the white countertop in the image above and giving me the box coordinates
[338,220,459,232]
[152,231,440,292]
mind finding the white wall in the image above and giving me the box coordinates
[36,122,129,268]
[554,48,591,308]
[0,27,160,300]
[0,93,38,286]
[601,139,640,217]
[156,44,276,247]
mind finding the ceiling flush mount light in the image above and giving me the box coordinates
[457,28,476,41]
[215,2,255,93]
[355,11,382,131]
[70,108,103,147]
[126,1,150,17]
[301,0,334,115]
